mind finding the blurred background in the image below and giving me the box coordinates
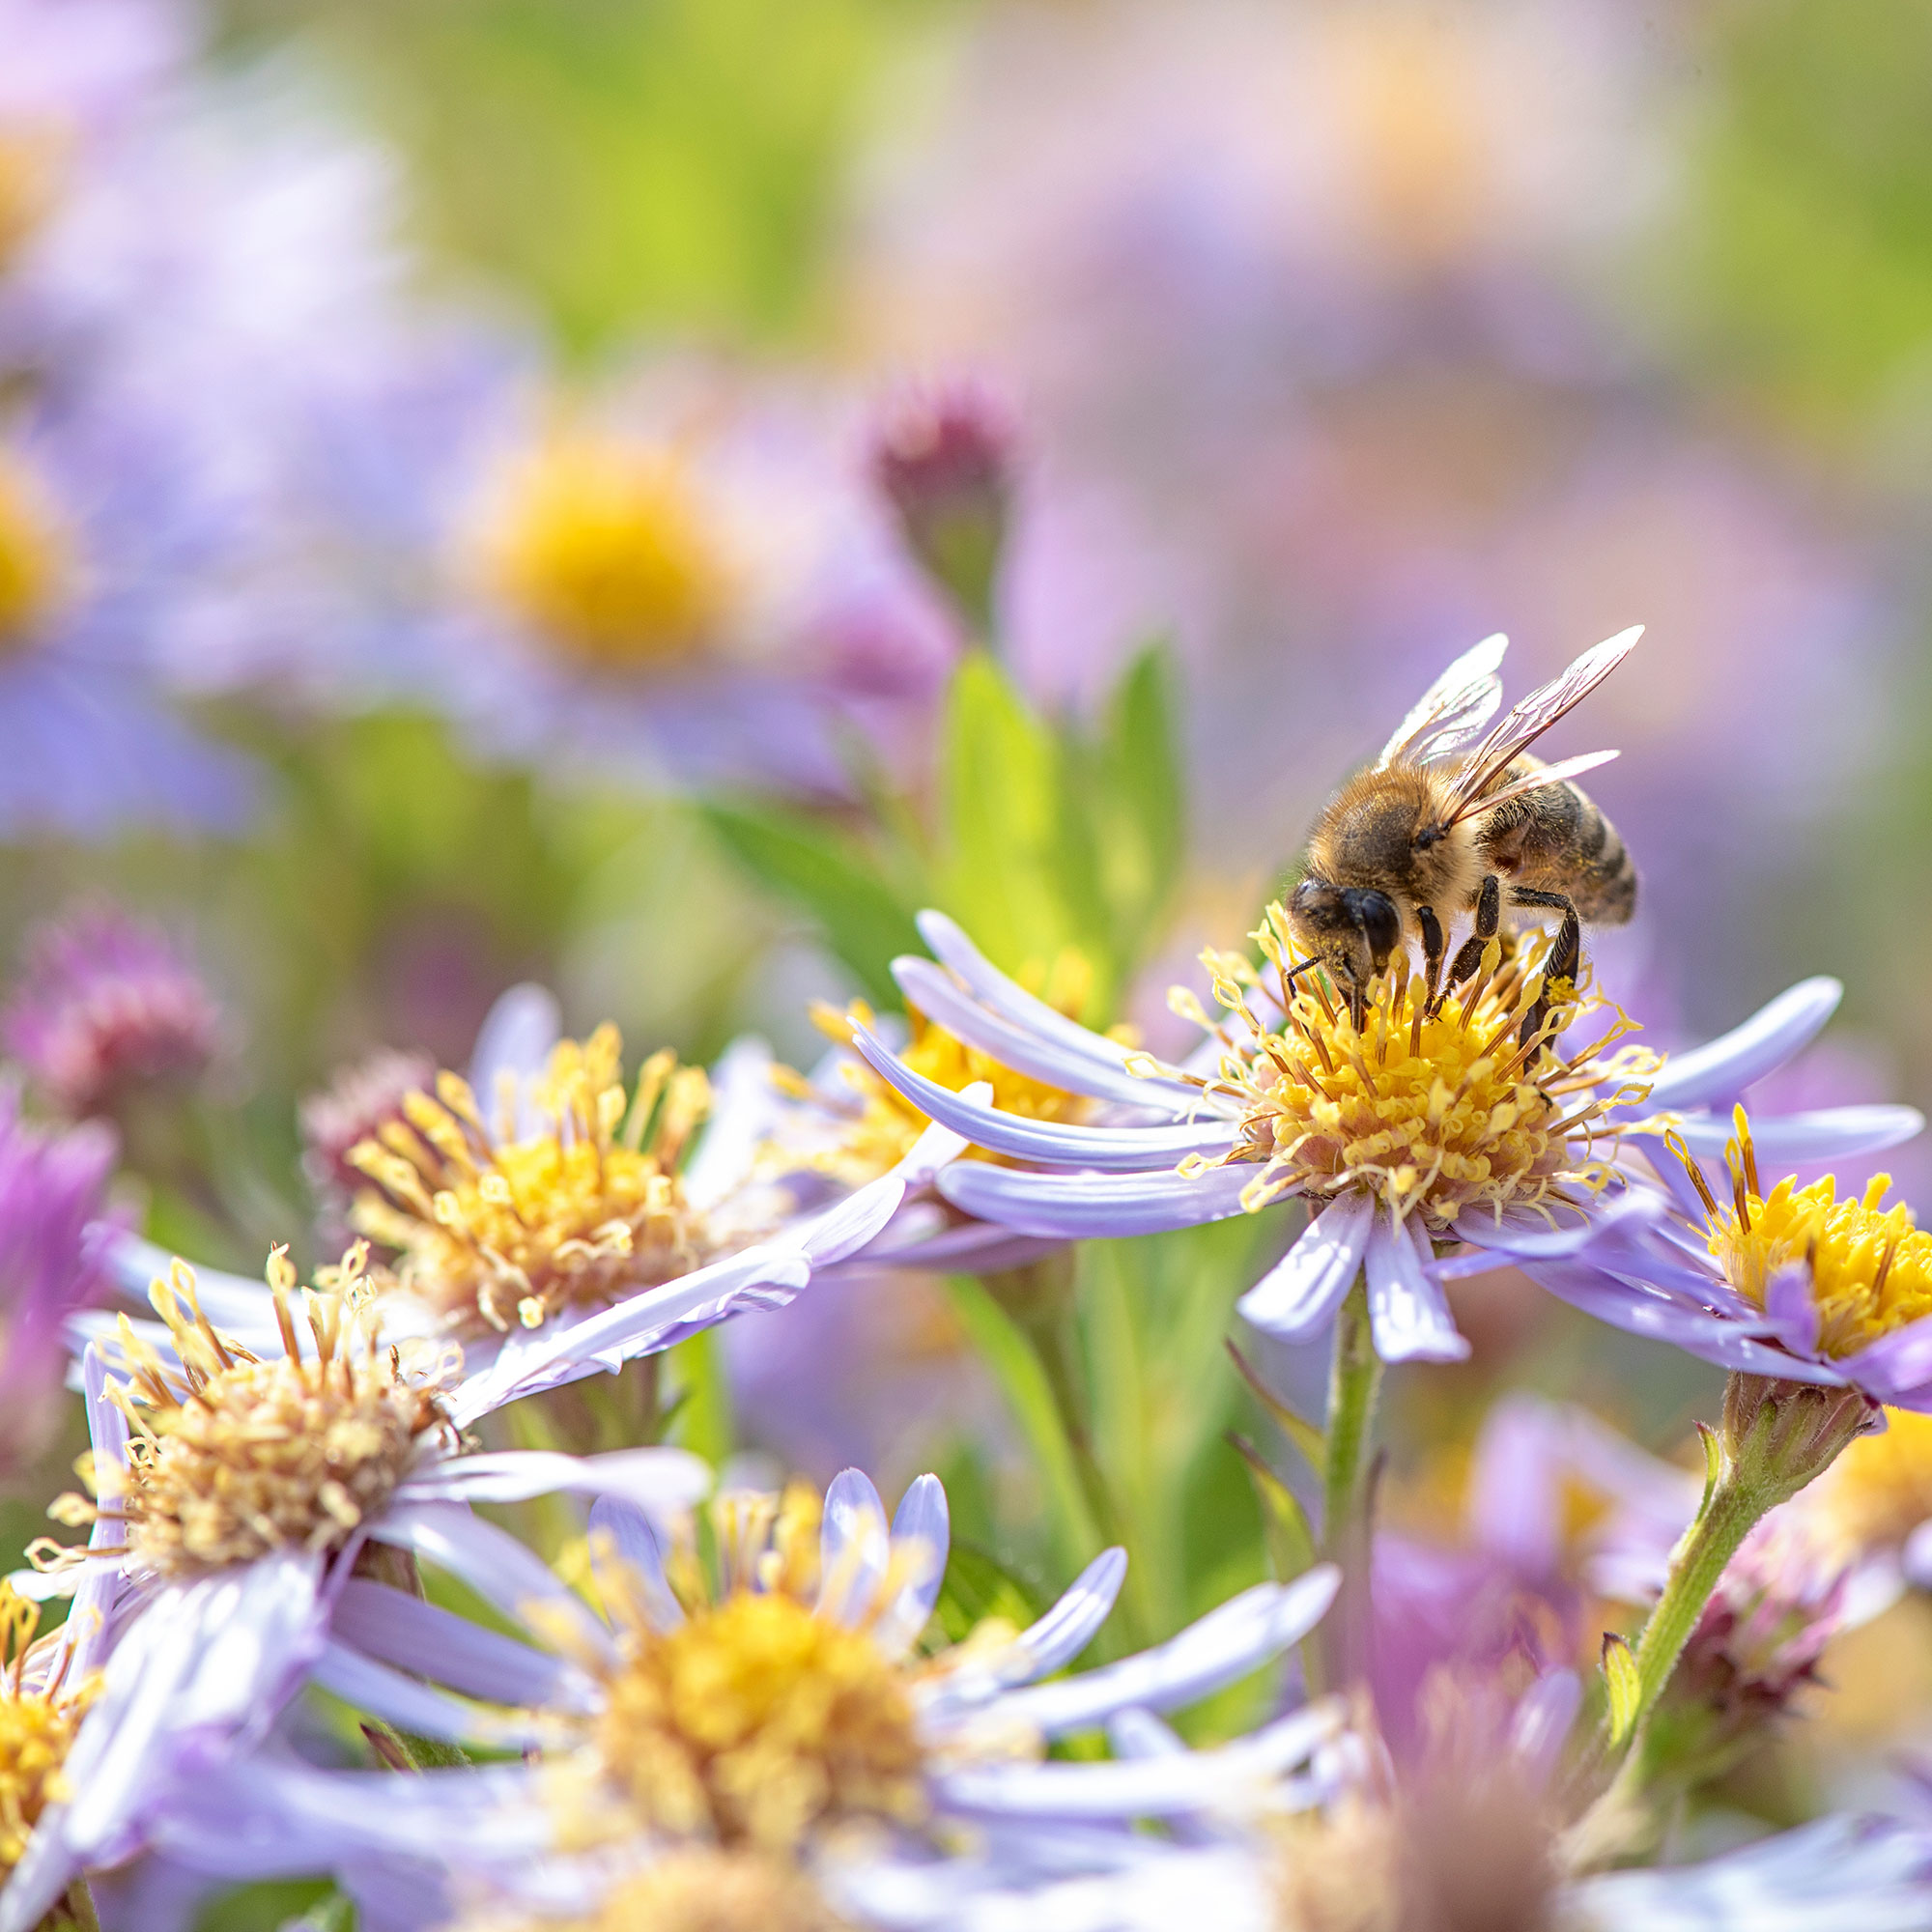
[6,0,1932,1864]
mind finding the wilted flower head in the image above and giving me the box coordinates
[0,1085,116,1467]
[2,904,219,1120]
[298,1044,437,1242]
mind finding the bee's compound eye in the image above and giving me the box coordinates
[1290,878,1344,929]
[1342,888,1401,969]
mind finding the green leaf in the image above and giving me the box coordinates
[1603,1631,1642,1746]
[929,1539,1046,1648]
[1228,1434,1319,1583]
[1094,639,1185,957]
[1225,1340,1326,1477]
[700,800,922,1009]
[943,1273,1102,1572]
[939,652,1086,981]
[666,1326,733,1470]
[191,1879,346,1932]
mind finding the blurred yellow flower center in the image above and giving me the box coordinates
[1196,906,1656,1230]
[1692,1112,1932,1359]
[586,1486,925,1853]
[0,452,74,649]
[464,1851,847,1932]
[350,1026,719,1336]
[479,430,732,669]
[0,123,64,273]
[790,953,1127,1184]
[38,1251,451,1580]
[0,1586,97,1880]
[1815,1407,1932,1554]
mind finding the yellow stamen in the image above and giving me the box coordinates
[0,451,74,649]
[473,425,733,669]
[1703,1120,1932,1359]
[38,1248,455,1578]
[349,1026,722,1337]
[572,1483,930,1855]
[793,952,1134,1185]
[0,1584,98,1880]
[1206,904,1657,1232]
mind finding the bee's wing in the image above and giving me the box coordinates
[1375,632,1509,771]
[1458,748,1621,816]
[1443,626,1641,822]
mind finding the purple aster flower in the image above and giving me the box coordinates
[2,904,219,1119]
[0,1083,118,1469]
[1454,1103,1932,1407]
[204,354,963,800]
[84,982,976,1430]
[840,907,1918,1367]
[133,1469,1341,1929]
[0,1245,712,1932]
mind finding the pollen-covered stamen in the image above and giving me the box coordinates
[0,1584,98,1880]
[348,1026,720,1336]
[36,1248,455,1579]
[567,1483,930,1855]
[471,425,734,670]
[784,955,1129,1183]
[1695,1107,1932,1359]
[1176,900,1657,1232]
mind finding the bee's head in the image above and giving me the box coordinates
[1287,878,1401,994]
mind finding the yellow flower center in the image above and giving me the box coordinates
[37,1250,453,1580]
[1195,905,1655,1229]
[596,1589,925,1852]
[0,1587,97,1880]
[459,1851,848,1932]
[1692,1114,1932,1359]
[789,953,1131,1185]
[475,428,733,669]
[1814,1407,1932,1554]
[574,1483,927,1855]
[350,1027,721,1336]
[0,451,74,649]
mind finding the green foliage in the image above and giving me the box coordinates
[1656,0,1932,414]
[705,641,1188,1027]
[191,1879,349,1932]
[699,801,923,1010]
[219,0,951,355]
[929,1538,1046,1649]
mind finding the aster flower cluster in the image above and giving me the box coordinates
[0,3,1927,1927]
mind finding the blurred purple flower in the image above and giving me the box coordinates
[0,1083,118,1467]
[3,904,219,1118]
[298,1045,437,1249]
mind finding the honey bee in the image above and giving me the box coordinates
[1289,627,1641,1044]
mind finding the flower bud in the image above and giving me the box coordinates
[870,377,1017,636]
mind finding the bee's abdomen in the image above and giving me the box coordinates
[1476,761,1638,925]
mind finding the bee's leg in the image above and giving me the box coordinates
[1509,888,1581,1049]
[1445,873,1502,990]
[1417,905,1445,1011]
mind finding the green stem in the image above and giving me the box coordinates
[1318,1273,1382,1690]
[1628,1480,1766,1727]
